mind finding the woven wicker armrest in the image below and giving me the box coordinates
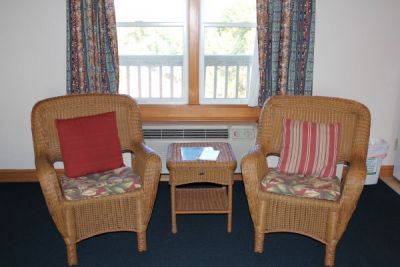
[131,142,162,183]
[35,155,63,204]
[131,142,162,220]
[35,155,66,235]
[345,157,367,184]
[241,144,268,186]
[341,157,367,202]
[336,157,367,239]
[241,144,268,219]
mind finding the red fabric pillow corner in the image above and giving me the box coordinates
[277,118,340,178]
[56,111,124,178]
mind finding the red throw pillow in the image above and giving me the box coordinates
[277,118,340,178]
[56,111,124,178]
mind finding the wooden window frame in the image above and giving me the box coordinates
[140,0,260,122]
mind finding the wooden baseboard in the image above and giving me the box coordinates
[379,165,393,178]
[0,169,65,182]
[0,169,38,182]
[0,166,394,182]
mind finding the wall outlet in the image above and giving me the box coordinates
[231,128,255,140]
[395,137,399,151]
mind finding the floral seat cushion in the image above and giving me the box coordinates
[260,168,341,201]
[60,166,142,201]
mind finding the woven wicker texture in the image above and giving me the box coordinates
[175,188,228,213]
[31,94,161,266]
[167,142,236,186]
[241,95,370,267]
[167,142,237,233]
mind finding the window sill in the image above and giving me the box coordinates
[140,104,260,122]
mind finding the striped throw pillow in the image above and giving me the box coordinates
[277,118,340,178]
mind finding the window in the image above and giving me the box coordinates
[115,0,256,105]
[201,0,256,104]
[115,0,188,104]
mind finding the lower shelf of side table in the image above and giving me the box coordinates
[175,187,229,214]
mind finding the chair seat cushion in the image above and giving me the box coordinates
[60,166,142,201]
[261,168,341,201]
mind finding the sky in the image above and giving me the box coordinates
[114,0,256,23]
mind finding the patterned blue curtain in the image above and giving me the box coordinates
[66,0,119,94]
[257,0,315,106]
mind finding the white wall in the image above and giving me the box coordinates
[0,0,399,169]
[0,0,66,168]
[313,0,400,165]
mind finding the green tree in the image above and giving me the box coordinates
[122,27,182,55]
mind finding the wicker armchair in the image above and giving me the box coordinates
[241,95,370,267]
[31,94,161,266]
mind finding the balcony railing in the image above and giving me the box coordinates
[119,55,252,103]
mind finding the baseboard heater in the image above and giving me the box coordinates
[142,123,257,174]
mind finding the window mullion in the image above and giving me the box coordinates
[188,0,200,105]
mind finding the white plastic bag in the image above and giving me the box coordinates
[368,138,389,159]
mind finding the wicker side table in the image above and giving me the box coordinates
[166,142,237,234]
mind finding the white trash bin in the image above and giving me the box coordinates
[365,138,389,185]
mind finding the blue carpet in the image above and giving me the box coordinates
[0,180,399,267]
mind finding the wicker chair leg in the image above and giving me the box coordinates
[66,243,77,266]
[254,231,264,253]
[137,231,147,252]
[324,243,337,267]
